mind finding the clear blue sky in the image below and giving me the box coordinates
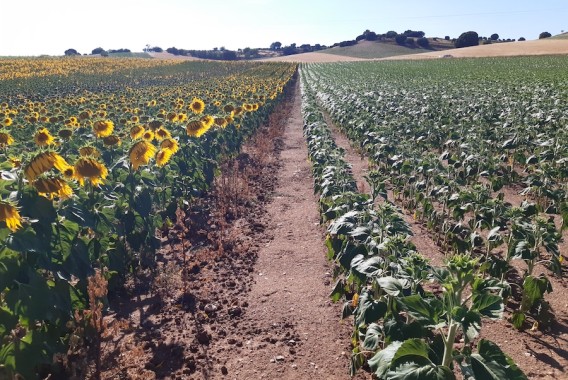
[2,0,567,56]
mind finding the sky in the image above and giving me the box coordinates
[2,0,567,56]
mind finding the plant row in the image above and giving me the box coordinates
[300,67,526,380]
[302,60,565,333]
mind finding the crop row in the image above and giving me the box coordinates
[0,59,296,378]
[302,59,566,335]
[300,67,527,380]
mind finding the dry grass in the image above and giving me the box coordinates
[380,39,568,60]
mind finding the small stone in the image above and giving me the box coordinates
[228,306,242,317]
[204,304,218,314]
[221,366,228,375]
[275,355,285,362]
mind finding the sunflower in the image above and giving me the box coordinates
[154,127,171,141]
[186,120,209,138]
[0,131,14,147]
[155,149,173,167]
[177,113,188,123]
[33,176,73,200]
[79,146,100,157]
[74,157,108,187]
[223,104,235,113]
[214,117,228,128]
[160,137,179,154]
[78,110,92,120]
[243,103,253,112]
[234,106,244,116]
[24,151,70,182]
[189,98,205,114]
[130,125,145,140]
[103,135,121,147]
[34,127,56,147]
[200,115,214,129]
[143,130,155,141]
[148,120,163,130]
[2,117,13,127]
[9,156,21,168]
[58,128,73,140]
[166,112,178,122]
[62,166,75,180]
[129,140,156,170]
[93,120,114,138]
[0,200,22,232]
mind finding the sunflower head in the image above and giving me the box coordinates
[160,138,179,154]
[189,98,205,114]
[103,135,121,147]
[24,151,70,182]
[74,157,108,187]
[200,115,214,129]
[2,117,13,127]
[148,120,163,130]
[129,140,157,170]
[58,128,73,140]
[0,200,22,232]
[34,127,56,147]
[33,175,73,200]
[143,130,155,141]
[155,149,173,167]
[130,125,145,140]
[186,120,208,138]
[154,127,171,141]
[214,117,228,128]
[93,120,114,138]
[0,131,14,146]
[79,146,100,158]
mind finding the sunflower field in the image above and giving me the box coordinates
[0,56,296,378]
[300,57,567,379]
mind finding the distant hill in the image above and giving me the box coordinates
[321,39,453,59]
[382,39,568,60]
[551,32,568,40]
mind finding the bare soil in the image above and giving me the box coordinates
[91,75,567,380]
[95,79,364,380]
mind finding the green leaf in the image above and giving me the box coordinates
[377,276,409,297]
[386,362,455,380]
[362,323,383,351]
[351,255,385,279]
[329,279,344,302]
[397,295,442,325]
[368,341,402,378]
[472,293,504,319]
[470,339,527,380]
[511,311,526,330]
[391,338,431,367]
[522,275,552,308]
[355,289,388,326]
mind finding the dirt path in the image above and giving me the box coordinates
[220,80,357,380]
